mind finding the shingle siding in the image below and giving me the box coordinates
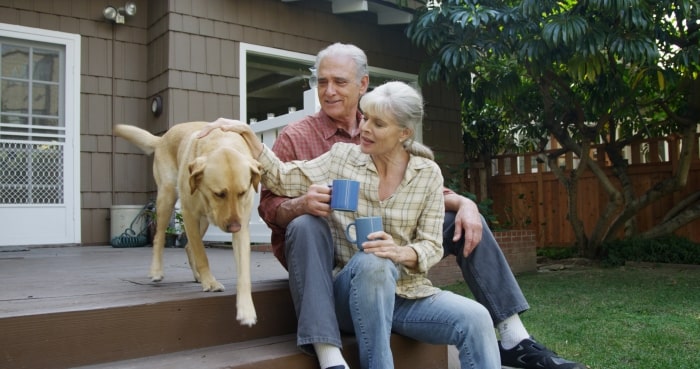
[0,0,463,244]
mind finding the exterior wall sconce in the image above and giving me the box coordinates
[150,95,163,117]
[103,2,137,24]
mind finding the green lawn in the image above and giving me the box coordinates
[443,264,700,369]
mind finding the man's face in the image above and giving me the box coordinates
[316,54,368,122]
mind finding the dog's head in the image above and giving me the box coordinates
[187,148,261,233]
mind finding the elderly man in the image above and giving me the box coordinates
[255,43,586,369]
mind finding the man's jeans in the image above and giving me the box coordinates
[284,212,528,362]
[442,212,529,323]
[284,215,340,352]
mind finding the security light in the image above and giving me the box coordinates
[103,2,137,24]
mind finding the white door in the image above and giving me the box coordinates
[0,24,81,247]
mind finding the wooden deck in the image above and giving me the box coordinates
[0,245,289,319]
[0,245,453,369]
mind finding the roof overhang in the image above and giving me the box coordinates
[281,0,424,25]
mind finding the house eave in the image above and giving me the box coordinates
[281,0,423,25]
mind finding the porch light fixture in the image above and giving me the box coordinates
[150,95,163,117]
[426,0,441,9]
[103,2,137,24]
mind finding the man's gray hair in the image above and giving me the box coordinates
[314,43,369,84]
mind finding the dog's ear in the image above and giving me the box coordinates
[188,157,207,194]
[250,160,262,193]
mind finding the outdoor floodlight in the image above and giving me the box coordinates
[103,2,137,24]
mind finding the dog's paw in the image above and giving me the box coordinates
[237,310,257,327]
[149,271,164,282]
[237,298,257,326]
[201,280,225,292]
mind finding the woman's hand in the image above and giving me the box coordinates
[197,118,263,157]
[361,232,418,269]
[196,118,229,138]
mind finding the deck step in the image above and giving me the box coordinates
[73,334,317,369]
[1,278,448,369]
[74,333,448,369]
[0,280,297,369]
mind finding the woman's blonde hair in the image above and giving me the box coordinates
[359,81,434,160]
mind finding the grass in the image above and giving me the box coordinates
[443,263,700,369]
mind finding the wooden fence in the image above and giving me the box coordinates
[471,133,700,247]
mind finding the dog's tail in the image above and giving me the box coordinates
[113,124,160,155]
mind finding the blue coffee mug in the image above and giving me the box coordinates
[345,216,383,250]
[330,179,359,212]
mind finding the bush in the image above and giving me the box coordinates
[602,235,700,266]
[443,164,501,229]
[537,246,578,260]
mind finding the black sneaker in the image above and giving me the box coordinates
[499,337,587,369]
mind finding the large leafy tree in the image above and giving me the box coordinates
[407,0,700,257]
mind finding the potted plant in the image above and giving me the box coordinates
[143,202,157,245]
[175,210,188,247]
[144,202,186,248]
[165,210,185,247]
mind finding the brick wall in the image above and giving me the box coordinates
[429,229,537,286]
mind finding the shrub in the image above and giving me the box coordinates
[537,246,578,260]
[602,235,700,266]
[443,164,501,229]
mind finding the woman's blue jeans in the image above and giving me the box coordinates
[333,252,501,369]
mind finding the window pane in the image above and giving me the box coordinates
[33,48,59,82]
[0,115,27,140]
[33,117,60,127]
[32,82,59,116]
[0,114,27,125]
[1,44,29,78]
[1,79,29,114]
[32,117,64,142]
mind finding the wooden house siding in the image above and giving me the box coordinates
[0,0,462,245]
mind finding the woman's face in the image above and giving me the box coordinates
[359,110,410,156]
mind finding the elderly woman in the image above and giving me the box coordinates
[202,81,499,369]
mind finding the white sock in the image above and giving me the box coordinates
[497,314,530,350]
[313,342,349,369]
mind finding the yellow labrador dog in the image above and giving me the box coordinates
[114,122,260,326]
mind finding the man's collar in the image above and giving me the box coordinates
[318,110,363,140]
